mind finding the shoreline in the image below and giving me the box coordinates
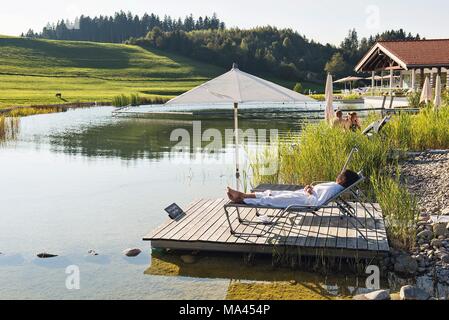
[382,150,449,299]
[0,101,111,114]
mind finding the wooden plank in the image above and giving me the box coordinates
[325,206,339,248]
[373,204,389,252]
[179,198,229,241]
[262,210,291,246]
[234,208,271,244]
[148,199,204,239]
[304,210,324,247]
[336,206,348,249]
[355,202,368,251]
[150,240,386,258]
[289,212,310,247]
[159,199,219,239]
[198,205,236,241]
[364,204,379,252]
[316,208,332,247]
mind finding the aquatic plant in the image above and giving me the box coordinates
[0,115,20,144]
[6,107,63,117]
[371,171,418,250]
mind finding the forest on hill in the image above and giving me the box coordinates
[23,11,421,85]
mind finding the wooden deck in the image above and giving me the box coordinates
[144,196,390,258]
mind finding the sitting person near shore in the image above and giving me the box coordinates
[347,112,361,131]
[227,170,359,209]
[332,110,346,128]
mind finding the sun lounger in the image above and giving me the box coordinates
[224,171,373,239]
[362,115,391,137]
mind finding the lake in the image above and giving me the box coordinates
[0,106,377,299]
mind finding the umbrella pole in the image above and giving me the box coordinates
[234,102,240,191]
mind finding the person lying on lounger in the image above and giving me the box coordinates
[226,170,359,209]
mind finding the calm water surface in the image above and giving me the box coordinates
[0,106,372,299]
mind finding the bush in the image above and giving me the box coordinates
[293,82,303,93]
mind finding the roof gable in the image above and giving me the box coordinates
[355,39,449,72]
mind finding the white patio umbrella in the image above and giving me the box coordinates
[434,74,442,108]
[334,76,363,91]
[165,63,315,190]
[324,74,334,124]
[420,76,432,104]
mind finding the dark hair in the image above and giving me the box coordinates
[336,110,343,117]
[337,170,359,188]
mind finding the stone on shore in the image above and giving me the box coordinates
[433,223,448,238]
[417,230,433,242]
[394,254,418,275]
[122,248,141,257]
[353,289,390,300]
[399,285,430,300]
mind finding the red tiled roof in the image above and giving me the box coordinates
[379,39,449,67]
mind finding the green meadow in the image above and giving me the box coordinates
[0,36,225,108]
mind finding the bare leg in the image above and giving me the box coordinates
[227,187,256,203]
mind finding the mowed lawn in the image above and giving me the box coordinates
[0,36,224,108]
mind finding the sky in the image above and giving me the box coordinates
[1,0,448,45]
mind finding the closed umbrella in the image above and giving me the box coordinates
[324,74,334,124]
[165,63,315,190]
[419,76,432,104]
[434,74,442,108]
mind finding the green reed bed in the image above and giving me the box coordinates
[6,107,62,117]
[385,106,449,151]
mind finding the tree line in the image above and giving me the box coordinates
[128,27,421,82]
[23,11,421,84]
[23,11,225,43]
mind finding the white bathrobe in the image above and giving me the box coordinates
[244,182,344,208]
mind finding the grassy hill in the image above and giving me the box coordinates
[0,36,323,109]
[0,36,225,108]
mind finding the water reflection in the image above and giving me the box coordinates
[0,116,20,144]
[145,250,388,299]
[48,117,308,160]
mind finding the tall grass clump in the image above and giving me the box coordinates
[371,172,418,250]
[253,122,391,186]
[7,107,61,117]
[112,94,131,107]
[385,106,449,150]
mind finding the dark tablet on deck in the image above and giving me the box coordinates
[164,203,185,220]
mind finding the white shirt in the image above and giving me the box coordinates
[309,182,344,206]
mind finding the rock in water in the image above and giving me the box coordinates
[353,289,390,300]
[394,254,418,275]
[365,290,390,300]
[400,285,430,300]
[122,248,141,257]
[87,249,99,256]
[37,253,58,258]
[180,254,196,264]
